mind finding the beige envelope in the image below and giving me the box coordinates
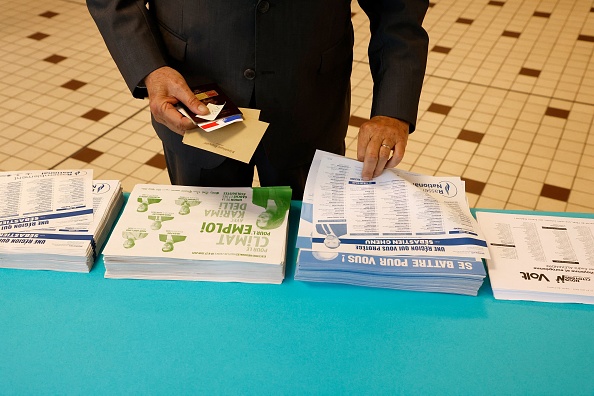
[182,108,269,164]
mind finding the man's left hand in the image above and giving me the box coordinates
[357,116,409,180]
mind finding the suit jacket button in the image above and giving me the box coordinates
[257,0,270,13]
[244,69,256,80]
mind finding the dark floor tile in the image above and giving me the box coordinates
[488,1,505,6]
[462,178,486,195]
[427,103,452,116]
[81,108,109,121]
[540,184,571,202]
[71,147,103,163]
[349,115,369,127]
[545,107,570,119]
[39,11,59,18]
[62,79,87,91]
[577,34,594,43]
[429,2,436,8]
[502,30,521,38]
[456,18,474,24]
[519,67,541,77]
[533,11,551,18]
[44,54,66,64]
[432,45,451,54]
[146,153,167,170]
[351,12,356,18]
[28,32,49,41]
[458,129,484,144]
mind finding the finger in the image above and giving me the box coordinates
[357,124,373,162]
[372,144,392,178]
[154,102,197,135]
[361,137,386,180]
[386,139,406,168]
[361,155,376,181]
[173,85,209,116]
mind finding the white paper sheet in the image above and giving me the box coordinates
[477,211,594,303]
[307,151,489,258]
[0,169,94,230]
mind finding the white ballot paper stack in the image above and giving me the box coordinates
[294,150,489,296]
[0,170,123,272]
[476,211,594,304]
[102,184,292,284]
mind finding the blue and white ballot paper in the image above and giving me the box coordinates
[295,150,489,296]
[0,170,123,272]
[0,169,94,229]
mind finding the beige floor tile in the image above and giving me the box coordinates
[565,203,594,213]
[535,196,568,212]
[505,202,535,210]
[487,172,517,189]
[544,172,575,189]
[508,190,539,208]
[438,161,466,176]
[463,167,491,183]
[482,184,512,202]
[476,196,506,210]
[568,190,594,209]
[150,171,172,186]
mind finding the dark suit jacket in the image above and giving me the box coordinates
[87,0,428,169]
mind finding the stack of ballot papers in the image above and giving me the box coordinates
[0,170,123,272]
[294,150,490,296]
[102,184,292,284]
[476,211,594,304]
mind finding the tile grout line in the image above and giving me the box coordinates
[51,104,151,169]
[358,57,594,108]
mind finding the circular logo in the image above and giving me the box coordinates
[440,181,458,198]
[92,183,111,194]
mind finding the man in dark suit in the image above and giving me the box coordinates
[86,0,428,199]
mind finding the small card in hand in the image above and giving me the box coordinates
[176,83,243,132]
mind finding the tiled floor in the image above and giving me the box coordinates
[0,0,593,212]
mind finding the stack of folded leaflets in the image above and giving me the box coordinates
[294,150,489,296]
[476,210,594,304]
[296,250,487,295]
[0,169,123,272]
[102,184,292,284]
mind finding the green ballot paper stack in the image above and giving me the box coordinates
[102,184,292,284]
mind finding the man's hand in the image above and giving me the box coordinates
[357,116,409,180]
[144,66,210,136]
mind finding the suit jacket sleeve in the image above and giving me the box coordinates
[358,0,429,132]
[86,0,167,98]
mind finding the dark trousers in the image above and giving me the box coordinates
[162,140,310,200]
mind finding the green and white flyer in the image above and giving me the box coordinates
[103,184,292,283]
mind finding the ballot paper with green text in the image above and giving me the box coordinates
[102,184,291,283]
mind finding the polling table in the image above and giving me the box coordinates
[1,202,593,395]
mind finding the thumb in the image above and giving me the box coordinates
[176,86,210,116]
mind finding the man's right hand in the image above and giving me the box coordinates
[144,66,210,136]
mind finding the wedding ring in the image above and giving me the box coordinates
[381,143,392,150]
